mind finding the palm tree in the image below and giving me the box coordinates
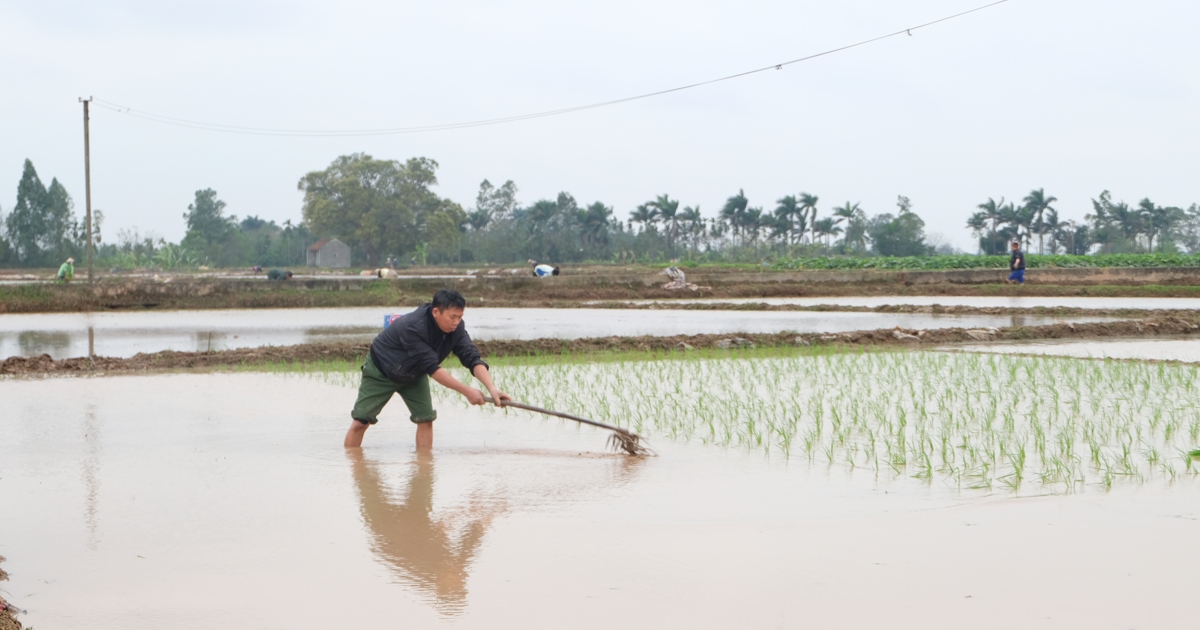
[999,202,1034,250]
[1023,188,1058,254]
[679,206,705,251]
[1106,201,1142,250]
[742,207,765,246]
[831,202,859,230]
[966,211,990,253]
[648,194,681,253]
[767,212,792,244]
[1137,198,1177,252]
[839,205,869,252]
[628,204,657,233]
[1039,209,1066,254]
[976,197,1005,255]
[579,202,612,248]
[812,217,842,248]
[798,192,819,244]
[720,189,749,244]
[774,195,804,245]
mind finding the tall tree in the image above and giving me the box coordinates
[837,204,870,252]
[966,211,990,253]
[678,206,705,250]
[975,197,1005,255]
[578,202,613,249]
[1137,198,1171,252]
[798,192,819,244]
[831,202,859,227]
[812,217,842,248]
[999,202,1034,250]
[472,178,519,229]
[1039,209,1066,254]
[1023,188,1057,254]
[628,204,657,232]
[299,154,456,266]
[742,207,765,246]
[774,195,804,245]
[720,190,749,243]
[867,196,928,256]
[43,178,78,261]
[648,194,681,253]
[4,159,80,265]
[181,188,236,263]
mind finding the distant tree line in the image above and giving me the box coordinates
[3,153,1197,269]
[967,189,1200,256]
[0,159,314,270]
[0,159,98,267]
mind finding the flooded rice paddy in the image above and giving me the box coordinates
[613,295,1200,309]
[0,307,1110,360]
[459,350,1200,491]
[948,336,1200,363]
[2,358,1197,628]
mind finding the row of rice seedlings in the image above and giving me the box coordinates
[433,349,1200,493]
[286,345,1200,493]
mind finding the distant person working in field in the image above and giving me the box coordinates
[532,262,560,277]
[266,269,293,280]
[1007,241,1025,284]
[345,289,511,450]
[57,257,74,283]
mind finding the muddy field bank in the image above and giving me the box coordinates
[3,316,1198,375]
[6,272,1200,314]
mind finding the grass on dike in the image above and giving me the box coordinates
[246,345,1200,494]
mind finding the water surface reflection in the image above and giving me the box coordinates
[348,449,647,616]
[350,451,503,615]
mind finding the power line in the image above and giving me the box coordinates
[93,0,1011,137]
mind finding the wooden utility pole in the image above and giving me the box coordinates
[80,96,94,283]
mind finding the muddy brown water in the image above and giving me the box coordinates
[0,307,1113,360]
[0,373,1196,628]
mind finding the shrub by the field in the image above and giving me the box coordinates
[773,253,1200,271]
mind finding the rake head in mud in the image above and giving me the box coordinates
[607,430,655,457]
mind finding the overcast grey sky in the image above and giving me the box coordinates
[2,0,1197,252]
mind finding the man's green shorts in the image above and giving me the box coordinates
[351,355,437,425]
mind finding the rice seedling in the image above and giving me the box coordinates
[286,344,1200,494]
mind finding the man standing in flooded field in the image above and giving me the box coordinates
[344,289,511,450]
[1006,241,1025,284]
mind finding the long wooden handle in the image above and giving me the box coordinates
[484,397,636,436]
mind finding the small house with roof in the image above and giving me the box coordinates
[306,238,351,268]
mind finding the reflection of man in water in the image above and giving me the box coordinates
[349,451,505,613]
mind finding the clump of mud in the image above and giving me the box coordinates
[0,555,21,630]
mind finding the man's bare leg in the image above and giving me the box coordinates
[344,420,369,448]
[416,422,433,451]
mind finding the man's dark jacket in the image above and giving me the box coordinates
[1010,248,1026,271]
[370,303,487,384]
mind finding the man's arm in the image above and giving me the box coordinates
[472,364,512,407]
[429,366,511,407]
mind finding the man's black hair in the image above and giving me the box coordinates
[432,288,467,311]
